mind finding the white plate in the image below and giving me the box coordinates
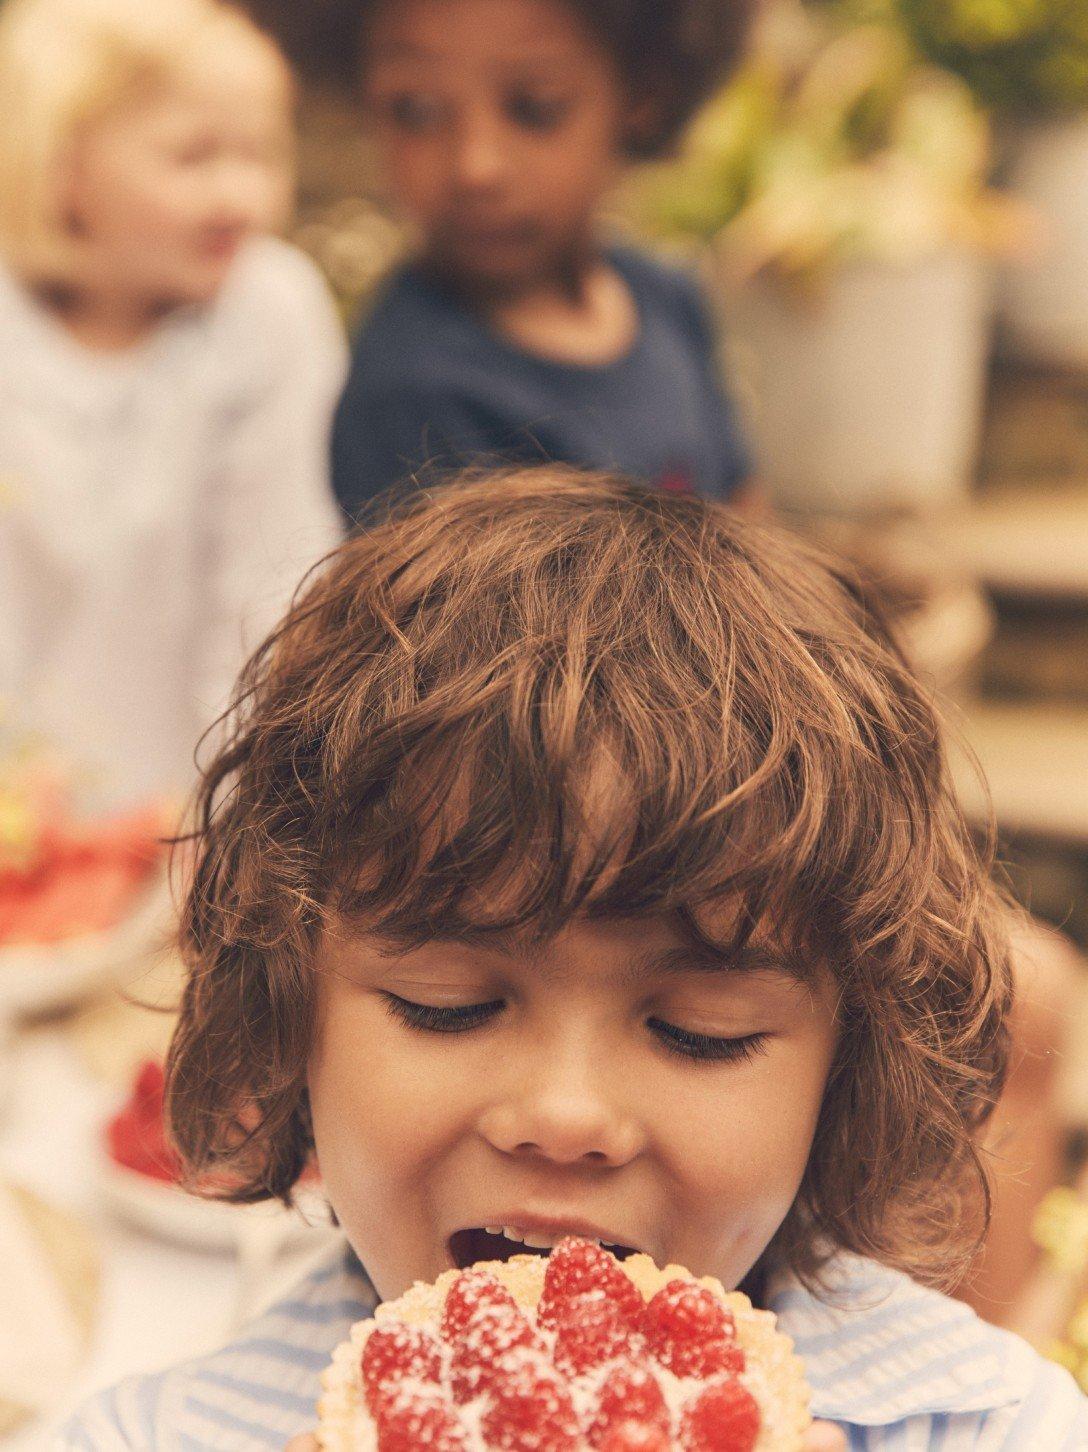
[98,1152,334,1254]
[0,873,174,1019]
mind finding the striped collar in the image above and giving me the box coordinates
[765,1251,1034,1426]
[67,1241,1063,1451]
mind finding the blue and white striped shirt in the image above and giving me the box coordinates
[61,1243,1088,1449]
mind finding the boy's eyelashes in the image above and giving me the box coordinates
[645,1020,770,1066]
[504,91,572,131]
[381,92,446,133]
[381,994,504,1034]
[379,992,770,1066]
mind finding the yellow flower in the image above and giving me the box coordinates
[1032,1188,1088,1277]
[1045,1339,1079,1374]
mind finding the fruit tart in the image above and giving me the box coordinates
[106,1060,183,1184]
[318,1237,811,1451]
[0,754,166,948]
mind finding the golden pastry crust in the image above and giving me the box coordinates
[317,1252,811,1450]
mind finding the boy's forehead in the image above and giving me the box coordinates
[336,750,819,982]
[365,0,599,69]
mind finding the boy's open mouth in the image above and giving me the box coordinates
[448,1226,639,1268]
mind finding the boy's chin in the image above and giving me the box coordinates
[424,239,569,301]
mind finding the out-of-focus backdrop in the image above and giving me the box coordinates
[288,0,1088,944]
[2,0,1087,1442]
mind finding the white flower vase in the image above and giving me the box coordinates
[720,250,994,515]
[999,114,1088,368]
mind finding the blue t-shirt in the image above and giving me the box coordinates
[332,245,751,523]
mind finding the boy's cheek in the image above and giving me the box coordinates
[655,1046,831,1263]
[666,1120,812,1275]
[670,1043,829,1168]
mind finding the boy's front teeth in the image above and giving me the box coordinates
[484,1224,600,1249]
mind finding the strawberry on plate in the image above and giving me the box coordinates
[0,791,167,947]
[0,754,172,1016]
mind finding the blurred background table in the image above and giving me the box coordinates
[0,986,336,1449]
[0,1025,240,1447]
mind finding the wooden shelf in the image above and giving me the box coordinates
[952,481,1088,603]
[947,698,1088,847]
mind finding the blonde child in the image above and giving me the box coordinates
[66,471,1087,1447]
[0,0,344,807]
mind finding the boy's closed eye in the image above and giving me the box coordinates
[379,990,773,1065]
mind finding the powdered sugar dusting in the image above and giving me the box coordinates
[316,1250,811,1450]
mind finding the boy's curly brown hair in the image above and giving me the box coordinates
[242,0,754,157]
[168,469,1012,1291]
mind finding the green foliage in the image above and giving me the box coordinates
[629,2,1012,280]
[832,0,1088,114]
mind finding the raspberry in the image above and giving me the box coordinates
[449,1300,539,1403]
[480,1346,581,1451]
[680,1378,761,1452]
[588,1361,670,1448]
[374,1384,468,1452]
[441,1268,519,1342]
[134,1060,165,1104]
[553,1291,635,1376]
[361,1324,442,1412]
[600,1421,673,1452]
[538,1238,645,1331]
[643,1281,744,1379]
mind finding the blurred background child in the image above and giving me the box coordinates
[0,0,344,808]
[325,0,757,521]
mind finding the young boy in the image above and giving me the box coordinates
[66,471,1086,1448]
[257,0,1077,1325]
[266,0,756,518]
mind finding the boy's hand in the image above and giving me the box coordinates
[286,1423,846,1450]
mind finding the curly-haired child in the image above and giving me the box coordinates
[248,0,756,516]
[64,470,1087,1448]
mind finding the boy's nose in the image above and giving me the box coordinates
[476,1043,645,1168]
[451,111,509,193]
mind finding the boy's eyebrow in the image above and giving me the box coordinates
[372,926,531,960]
[378,931,809,984]
[367,38,573,68]
[622,944,811,986]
